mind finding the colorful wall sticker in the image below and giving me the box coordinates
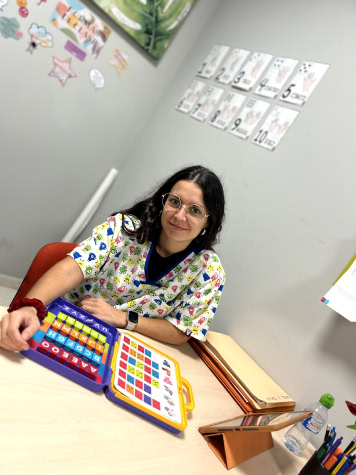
[229,98,270,140]
[254,57,299,99]
[64,40,86,61]
[190,85,224,122]
[196,45,230,80]
[280,61,329,106]
[209,91,246,130]
[48,56,77,87]
[108,47,130,76]
[89,68,105,91]
[176,79,206,114]
[232,51,273,92]
[0,0,9,12]
[0,17,23,40]
[214,48,251,85]
[50,0,111,59]
[91,0,196,60]
[17,0,29,18]
[27,23,53,54]
[251,105,299,151]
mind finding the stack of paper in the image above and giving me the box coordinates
[190,332,295,413]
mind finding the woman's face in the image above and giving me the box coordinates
[160,180,208,249]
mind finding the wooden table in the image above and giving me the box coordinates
[0,306,313,474]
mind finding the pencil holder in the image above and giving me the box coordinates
[299,451,330,475]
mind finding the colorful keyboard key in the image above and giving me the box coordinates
[90,329,99,340]
[74,321,84,331]
[82,325,91,335]
[57,312,67,322]
[60,324,71,336]
[74,343,84,356]
[45,329,58,342]
[98,334,106,345]
[66,316,75,326]
[52,320,63,331]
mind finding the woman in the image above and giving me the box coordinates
[0,165,226,351]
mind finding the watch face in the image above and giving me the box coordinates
[128,311,139,324]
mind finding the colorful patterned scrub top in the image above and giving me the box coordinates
[65,214,226,341]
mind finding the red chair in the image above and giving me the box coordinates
[11,242,77,304]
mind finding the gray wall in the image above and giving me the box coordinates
[99,0,356,446]
[0,0,217,276]
[2,0,356,448]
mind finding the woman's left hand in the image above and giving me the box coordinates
[77,298,127,328]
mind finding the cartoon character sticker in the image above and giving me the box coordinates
[27,24,53,54]
[17,0,29,17]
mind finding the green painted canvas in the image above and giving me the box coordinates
[91,0,196,60]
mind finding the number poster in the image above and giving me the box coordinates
[252,105,299,151]
[254,57,299,99]
[232,52,273,92]
[176,80,206,114]
[196,45,230,79]
[214,48,251,85]
[209,91,246,130]
[190,86,224,122]
[229,98,270,140]
[280,61,329,106]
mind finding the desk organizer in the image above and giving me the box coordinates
[299,452,330,475]
[22,298,194,433]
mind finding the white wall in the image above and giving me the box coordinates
[106,0,356,447]
[0,0,218,276]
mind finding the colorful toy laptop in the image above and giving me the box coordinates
[22,297,194,434]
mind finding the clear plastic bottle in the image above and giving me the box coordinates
[282,393,335,455]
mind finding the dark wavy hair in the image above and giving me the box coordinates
[112,165,225,250]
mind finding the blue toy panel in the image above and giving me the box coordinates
[22,298,119,392]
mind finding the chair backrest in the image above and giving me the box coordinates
[11,242,77,304]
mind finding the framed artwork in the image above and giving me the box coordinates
[91,0,196,60]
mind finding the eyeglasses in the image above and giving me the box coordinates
[162,193,209,223]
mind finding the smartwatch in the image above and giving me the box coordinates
[125,311,139,331]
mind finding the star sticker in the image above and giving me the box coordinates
[109,48,130,76]
[48,56,77,87]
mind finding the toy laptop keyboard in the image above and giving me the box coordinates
[22,298,194,433]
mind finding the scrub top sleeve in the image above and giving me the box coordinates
[165,266,226,342]
[67,215,120,280]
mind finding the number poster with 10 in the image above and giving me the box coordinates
[280,61,329,106]
[254,56,299,99]
[196,44,230,79]
[229,98,270,140]
[252,105,299,151]
[209,91,246,130]
[214,47,251,85]
[175,80,206,114]
[232,52,273,92]
[190,86,224,122]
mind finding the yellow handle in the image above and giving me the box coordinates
[181,377,195,413]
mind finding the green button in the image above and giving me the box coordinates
[90,329,99,340]
[98,334,107,345]
[74,321,84,331]
[57,312,67,322]
[45,312,56,324]
[83,325,91,335]
[66,316,75,326]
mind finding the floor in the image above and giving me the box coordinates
[0,286,17,307]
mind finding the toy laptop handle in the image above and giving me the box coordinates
[181,377,195,413]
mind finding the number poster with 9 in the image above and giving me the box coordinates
[252,105,299,151]
[209,91,246,130]
[254,57,299,99]
[280,61,329,106]
[190,86,224,122]
[176,80,207,114]
[214,48,251,85]
[229,98,270,140]
[232,52,273,92]
[196,44,230,79]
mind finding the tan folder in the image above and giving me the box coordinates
[190,331,295,412]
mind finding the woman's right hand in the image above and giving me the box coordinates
[0,307,40,352]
